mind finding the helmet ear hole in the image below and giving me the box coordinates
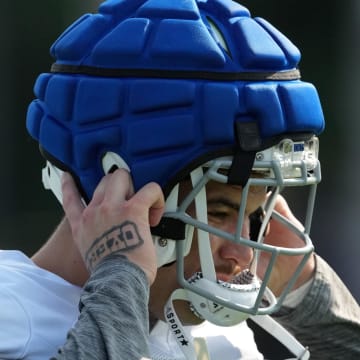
[102,152,130,174]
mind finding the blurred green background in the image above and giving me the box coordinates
[1,0,359,302]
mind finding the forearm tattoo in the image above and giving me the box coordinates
[85,220,144,272]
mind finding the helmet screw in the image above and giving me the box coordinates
[255,152,264,161]
[158,238,168,247]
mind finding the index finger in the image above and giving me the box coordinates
[103,168,135,205]
[131,181,165,226]
[61,172,85,227]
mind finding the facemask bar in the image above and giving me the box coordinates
[163,136,320,320]
[173,163,278,316]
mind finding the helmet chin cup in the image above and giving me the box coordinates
[185,278,273,326]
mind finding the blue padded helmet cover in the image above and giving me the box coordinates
[26,0,325,201]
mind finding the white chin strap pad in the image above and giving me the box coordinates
[164,289,211,360]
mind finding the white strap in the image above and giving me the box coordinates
[250,315,310,359]
[164,289,210,360]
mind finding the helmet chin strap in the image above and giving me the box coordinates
[249,315,310,359]
[164,267,276,360]
[164,288,210,360]
[165,287,310,360]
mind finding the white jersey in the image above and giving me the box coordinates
[0,250,81,360]
[149,318,264,360]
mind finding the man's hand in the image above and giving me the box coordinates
[257,194,315,296]
[61,169,165,284]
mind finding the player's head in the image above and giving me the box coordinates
[26,0,324,327]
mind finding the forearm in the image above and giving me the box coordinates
[274,255,360,359]
[51,254,151,360]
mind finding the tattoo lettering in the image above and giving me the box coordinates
[85,221,143,271]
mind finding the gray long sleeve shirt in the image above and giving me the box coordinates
[52,254,360,359]
[51,254,150,360]
[274,255,360,359]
